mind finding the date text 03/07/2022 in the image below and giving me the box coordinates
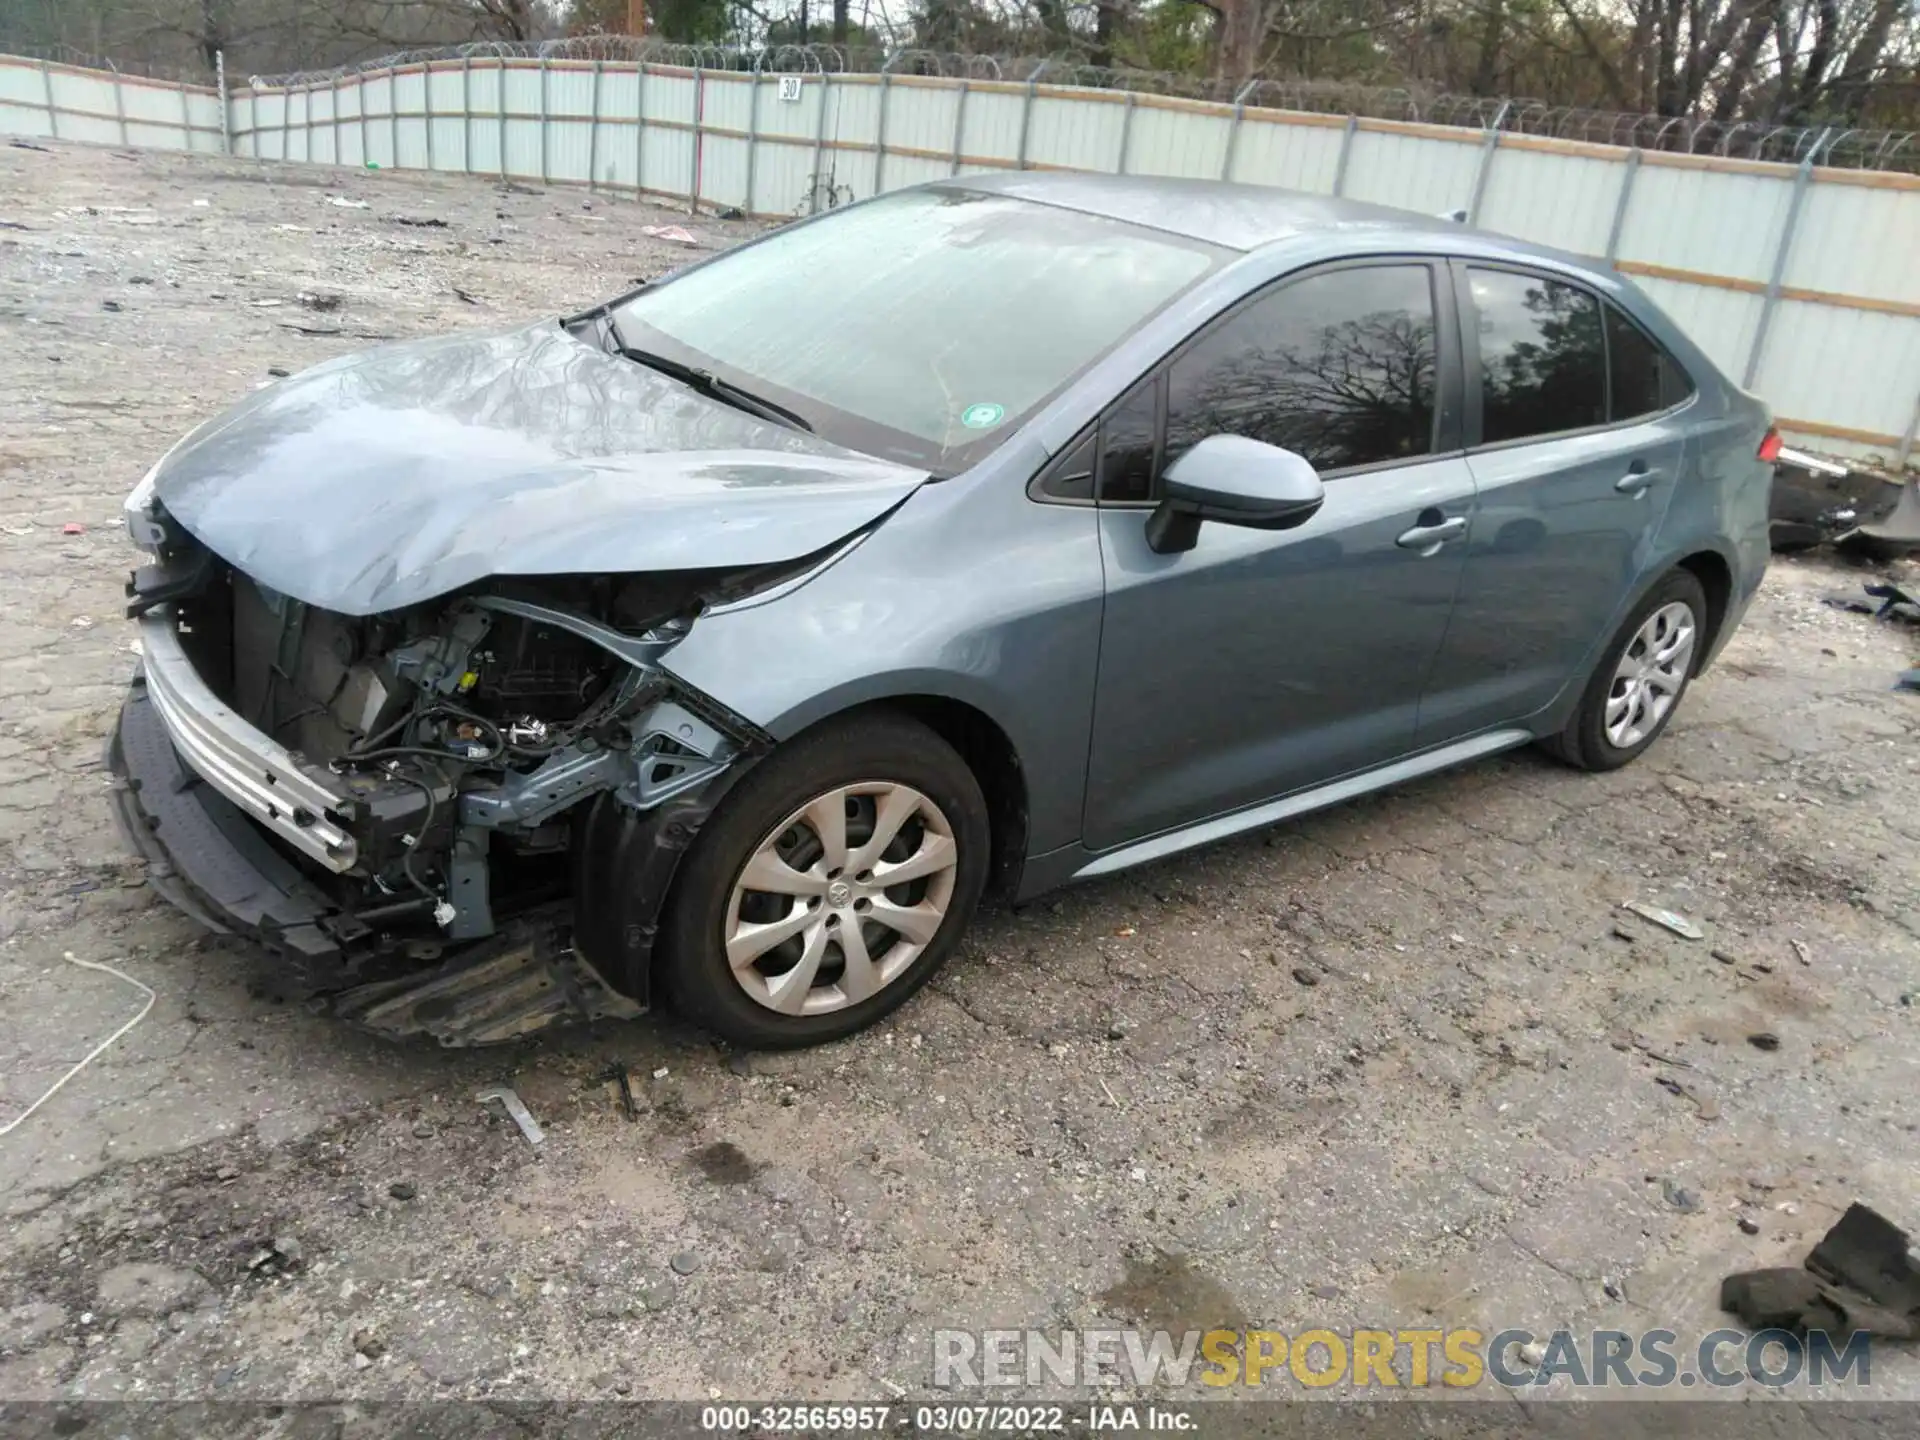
[699,1404,1194,1432]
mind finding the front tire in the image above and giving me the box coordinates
[658,711,990,1048]
[1543,569,1707,772]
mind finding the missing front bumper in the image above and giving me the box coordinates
[110,684,653,1040]
[110,677,350,982]
[135,607,358,871]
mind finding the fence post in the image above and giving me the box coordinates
[328,76,340,164]
[281,80,293,161]
[215,51,231,155]
[742,64,759,213]
[111,65,129,147]
[1330,113,1358,195]
[1220,101,1245,181]
[461,56,471,174]
[873,72,892,194]
[948,78,969,177]
[688,62,703,214]
[1220,79,1259,183]
[1016,71,1046,171]
[361,72,372,167]
[179,77,193,152]
[40,58,58,141]
[538,56,550,184]
[1466,99,1511,224]
[497,61,509,181]
[1113,90,1136,175]
[636,63,648,200]
[1743,128,1832,388]
[424,64,436,172]
[587,60,603,191]
[809,71,833,211]
[388,68,399,167]
[1603,148,1642,262]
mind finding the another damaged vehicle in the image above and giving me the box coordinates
[112,175,1774,1048]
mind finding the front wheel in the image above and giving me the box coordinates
[658,711,990,1048]
[1543,568,1707,772]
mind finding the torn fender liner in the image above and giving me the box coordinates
[572,753,760,1009]
[1721,1203,1920,1340]
[149,320,928,615]
[328,909,641,1047]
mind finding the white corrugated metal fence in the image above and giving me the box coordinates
[3,50,1916,469]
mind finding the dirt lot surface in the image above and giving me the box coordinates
[2,140,1919,1408]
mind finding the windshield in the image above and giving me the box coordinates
[611,188,1224,472]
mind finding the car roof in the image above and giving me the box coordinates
[950,171,1593,271]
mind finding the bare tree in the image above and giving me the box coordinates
[1550,0,1910,122]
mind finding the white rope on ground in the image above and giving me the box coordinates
[0,952,155,1139]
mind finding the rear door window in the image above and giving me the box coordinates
[1605,303,1694,420]
[1467,268,1606,444]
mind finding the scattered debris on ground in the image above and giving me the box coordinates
[1621,901,1705,940]
[1825,579,1920,623]
[639,223,700,245]
[477,1085,545,1147]
[1722,1203,1920,1339]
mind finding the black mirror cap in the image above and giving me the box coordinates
[1175,489,1325,530]
[1145,493,1323,553]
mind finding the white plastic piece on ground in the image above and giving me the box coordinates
[1776,446,1850,477]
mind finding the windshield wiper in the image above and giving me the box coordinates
[608,324,813,434]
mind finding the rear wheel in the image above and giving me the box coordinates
[1543,569,1706,771]
[658,712,990,1048]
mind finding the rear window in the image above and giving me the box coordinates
[1605,303,1694,420]
[1469,267,1606,444]
[614,189,1225,473]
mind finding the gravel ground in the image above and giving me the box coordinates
[2,140,1919,1408]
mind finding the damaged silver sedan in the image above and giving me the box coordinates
[111,175,1771,1047]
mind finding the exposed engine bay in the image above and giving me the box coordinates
[118,521,820,1038]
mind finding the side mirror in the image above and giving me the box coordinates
[1145,434,1326,555]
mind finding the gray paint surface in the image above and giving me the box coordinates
[151,321,927,615]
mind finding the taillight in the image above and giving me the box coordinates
[1757,426,1783,463]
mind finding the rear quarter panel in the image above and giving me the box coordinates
[1620,279,1773,665]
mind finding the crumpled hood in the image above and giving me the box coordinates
[150,321,928,615]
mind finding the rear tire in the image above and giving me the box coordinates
[657,711,990,1048]
[1542,569,1707,772]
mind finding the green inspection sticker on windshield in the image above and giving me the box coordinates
[960,403,1006,430]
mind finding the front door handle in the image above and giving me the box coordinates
[1396,515,1468,555]
[1616,463,1660,496]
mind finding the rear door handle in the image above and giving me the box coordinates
[1396,515,1468,554]
[1616,463,1660,496]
